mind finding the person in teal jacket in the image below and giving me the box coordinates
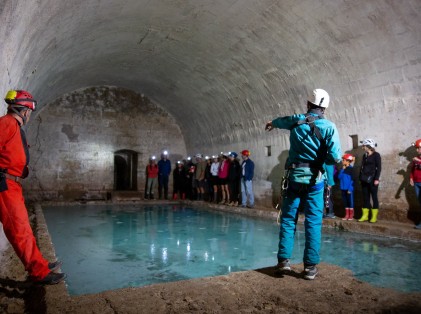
[265,88,342,280]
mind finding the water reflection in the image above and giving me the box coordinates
[43,204,421,295]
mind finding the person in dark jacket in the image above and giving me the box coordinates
[358,138,381,223]
[410,139,421,229]
[240,150,255,208]
[228,152,241,206]
[173,161,186,200]
[158,151,171,200]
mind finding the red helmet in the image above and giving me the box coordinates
[241,150,250,157]
[342,154,354,161]
[413,139,421,148]
[5,90,37,111]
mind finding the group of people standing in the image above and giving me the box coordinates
[267,88,421,282]
[145,150,255,208]
[323,138,382,224]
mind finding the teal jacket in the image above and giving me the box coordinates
[323,164,336,187]
[272,111,342,184]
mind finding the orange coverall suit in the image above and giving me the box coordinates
[0,114,50,280]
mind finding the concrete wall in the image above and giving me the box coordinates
[23,86,187,201]
[0,0,420,223]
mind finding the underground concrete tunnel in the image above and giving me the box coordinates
[1,0,421,313]
[1,0,420,222]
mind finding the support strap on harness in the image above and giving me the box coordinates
[289,111,328,176]
[296,113,324,142]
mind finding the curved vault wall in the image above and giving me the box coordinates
[0,0,420,222]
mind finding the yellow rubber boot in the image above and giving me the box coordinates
[358,208,369,222]
[370,209,378,223]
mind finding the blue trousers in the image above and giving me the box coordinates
[241,179,254,206]
[158,175,169,199]
[414,182,421,206]
[277,181,324,266]
[341,190,354,208]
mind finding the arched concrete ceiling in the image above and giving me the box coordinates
[1,0,420,150]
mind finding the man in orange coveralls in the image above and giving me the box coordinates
[0,90,66,285]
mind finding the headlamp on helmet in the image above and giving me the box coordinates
[5,89,37,111]
[412,139,421,148]
[229,152,238,158]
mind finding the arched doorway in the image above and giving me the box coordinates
[114,150,138,191]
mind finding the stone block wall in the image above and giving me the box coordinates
[23,86,187,201]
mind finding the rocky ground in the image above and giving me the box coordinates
[1,255,421,313]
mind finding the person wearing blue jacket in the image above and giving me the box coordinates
[265,89,342,280]
[338,154,355,220]
[158,151,171,200]
[240,150,255,208]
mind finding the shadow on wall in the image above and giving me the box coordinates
[267,151,289,208]
[396,146,420,223]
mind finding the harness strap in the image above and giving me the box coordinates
[288,162,312,169]
[4,173,23,183]
[296,113,324,142]
[291,112,327,174]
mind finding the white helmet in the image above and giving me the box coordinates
[195,153,203,159]
[361,138,377,148]
[308,89,330,108]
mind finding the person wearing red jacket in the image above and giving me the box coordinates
[145,156,159,200]
[410,139,421,230]
[0,90,66,285]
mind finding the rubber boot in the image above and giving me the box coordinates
[182,193,186,200]
[358,208,369,222]
[173,193,178,200]
[342,208,349,220]
[213,192,218,203]
[348,208,354,221]
[370,209,378,223]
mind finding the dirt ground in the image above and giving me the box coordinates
[1,203,421,313]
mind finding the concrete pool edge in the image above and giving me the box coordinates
[34,203,72,308]
[34,201,421,313]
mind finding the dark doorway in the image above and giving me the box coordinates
[114,150,138,191]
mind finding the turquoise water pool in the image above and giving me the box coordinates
[43,204,421,295]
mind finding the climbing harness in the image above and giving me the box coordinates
[275,111,328,225]
[275,169,290,225]
[324,184,331,209]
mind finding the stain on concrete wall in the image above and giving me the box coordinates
[24,86,187,201]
